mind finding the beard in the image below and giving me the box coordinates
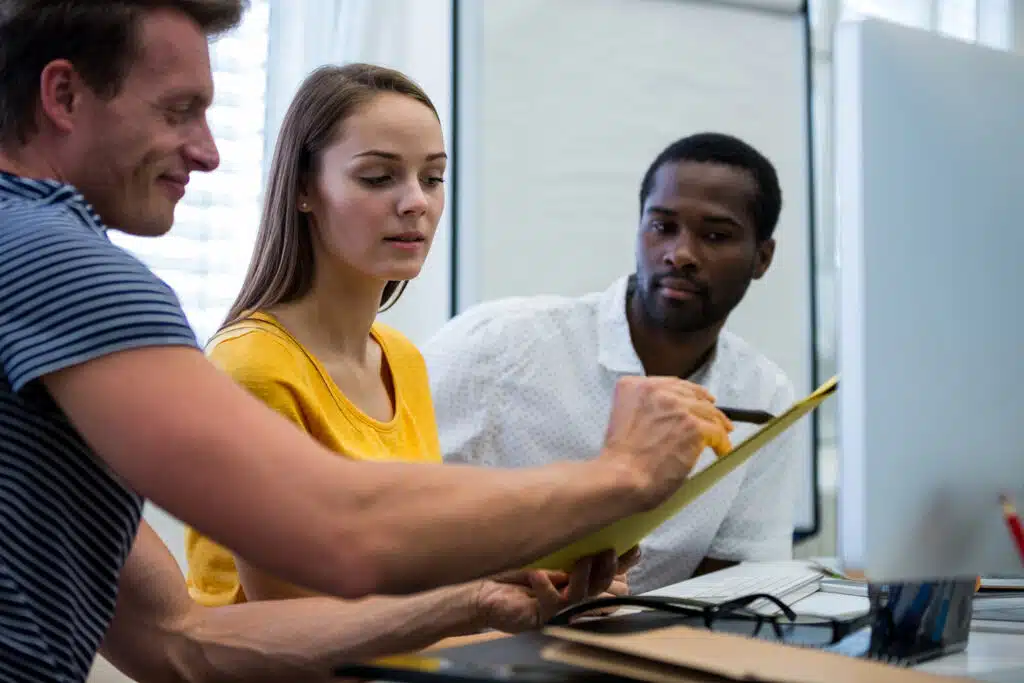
[629,272,753,336]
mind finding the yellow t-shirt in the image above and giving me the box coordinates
[185,311,442,606]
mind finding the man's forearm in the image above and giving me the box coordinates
[309,457,645,597]
[103,523,487,683]
[179,585,483,683]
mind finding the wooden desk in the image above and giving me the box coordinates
[424,630,509,652]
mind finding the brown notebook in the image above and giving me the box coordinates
[541,624,975,683]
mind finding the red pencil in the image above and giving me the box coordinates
[999,493,1024,566]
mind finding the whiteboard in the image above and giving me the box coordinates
[453,0,819,535]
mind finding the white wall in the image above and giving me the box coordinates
[454,0,819,534]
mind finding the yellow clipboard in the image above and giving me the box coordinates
[527,376,839,571]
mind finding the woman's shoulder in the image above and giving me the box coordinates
[371,321,424,359]
[371,321,432,385]
[207,312,308,381]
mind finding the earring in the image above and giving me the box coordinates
[298,201,309,212]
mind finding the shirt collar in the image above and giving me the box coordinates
[0,170,106,235]
[0,168,66,195]
[596,274,721,381]
[597,275,646,374]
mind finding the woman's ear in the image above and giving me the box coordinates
[297,183,312,211]
[297,175,314,213]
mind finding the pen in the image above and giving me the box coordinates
[718,407,775,425]
[999,493,1024,565]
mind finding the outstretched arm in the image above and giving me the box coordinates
[102,522,487,683]
[47,347,728,600]
[103,523,615,683]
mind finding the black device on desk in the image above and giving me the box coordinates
[864,578,976,665]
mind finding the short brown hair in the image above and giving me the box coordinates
[223,63,440,327]
[0,0,248,146]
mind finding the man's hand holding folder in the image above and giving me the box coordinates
[530,377,839,572]
[600,377,735,507]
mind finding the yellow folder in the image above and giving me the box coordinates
[527,376,839,571]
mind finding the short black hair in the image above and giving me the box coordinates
[638,132,783,242]
[0,0,248,146]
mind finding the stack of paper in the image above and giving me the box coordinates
[972,589,1024,632]
[979,576,1024,591]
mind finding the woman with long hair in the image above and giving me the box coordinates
[183,64,625,646]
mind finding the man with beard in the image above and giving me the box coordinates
[424,132,798,595]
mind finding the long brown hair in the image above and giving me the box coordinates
[222,63,439,327]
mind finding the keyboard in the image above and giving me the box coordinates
[643,561,825,614]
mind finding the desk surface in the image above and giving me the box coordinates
[425,631,508,652]
[793,591,1024,682]
[916,632,1024,682]
[425,591,1024,682]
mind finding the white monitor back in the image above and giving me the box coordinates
[836,18,1024,580]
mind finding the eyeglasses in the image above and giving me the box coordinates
[546,593,874,648]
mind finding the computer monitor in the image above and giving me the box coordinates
[835,17,1024,581]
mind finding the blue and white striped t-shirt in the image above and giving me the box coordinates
[0,171,199,683]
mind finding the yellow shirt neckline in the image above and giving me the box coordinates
[243,310,405,432]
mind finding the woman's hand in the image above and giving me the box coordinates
[473,550,617,632]
[570,545,641,618]
[607,544,642,599]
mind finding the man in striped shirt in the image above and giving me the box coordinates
[0,1,733,681]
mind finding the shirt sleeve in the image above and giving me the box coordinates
[206,336,309,431]
[706,376,800,561]
[186,335,308,608]
[421,311,503,467]
[0,206,198,393]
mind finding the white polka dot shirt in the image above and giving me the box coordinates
[423,276,799,594]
